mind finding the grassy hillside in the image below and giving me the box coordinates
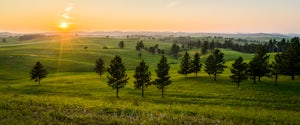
[0,36,299,124]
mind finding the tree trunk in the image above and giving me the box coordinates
[275,75,278,87]
[116,87,119,98]
[142,86,144,97]
[258,77,261,82]
[237,82,240,88]
[253,76,256,84]
[292,75,295,80]
[195,72,197,77]
[214,73,217,81]
[161,87,164,98]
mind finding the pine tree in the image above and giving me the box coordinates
[178,51,192,78]
[119,41,125,49]
[281,37,300,80]
[270,53,282,86]
[95,57,105,77]
[107,56,129,98]
[133,60,151,97]
[154,55,171,98]
[192,52,202,77]
[30,62,48,84]
[171,43,180,58]
[248,45,270,84]
[205,55,215,78]
[201,40,208,54]
[209,40,215,51]
[230,57,248,88]
[204,49,226,81]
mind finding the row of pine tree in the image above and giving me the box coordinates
[31,37,300,98]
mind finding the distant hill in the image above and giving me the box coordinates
[0,32,21,37]
[2,31,299,38]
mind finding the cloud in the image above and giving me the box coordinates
[166,1,179,8]
[65,3,74,12]
[62,14,70,19]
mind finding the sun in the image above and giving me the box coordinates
[60,22,68,29]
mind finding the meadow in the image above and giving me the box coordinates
[0,36,299,124]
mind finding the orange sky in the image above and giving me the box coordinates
[1,0,300,33]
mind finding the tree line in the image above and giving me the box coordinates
[30,37,300,98]
[176,37,300,87]
[170,37,295,57]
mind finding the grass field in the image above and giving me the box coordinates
[0,36,299,124]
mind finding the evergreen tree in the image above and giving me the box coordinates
[209,40,215,51]
[95,57,105,77]
[281,37,300,80]
[107,56,129,98]
[205,55,215,78]
[171,43,180,58]
[136,41,144,51]
[270,53,282,86]
[133,60,151,97]
[30,62,48,84]
[154,55,171,98]
[230,57,248,88]
[248,46,270,84]
[192,52,202,77]
[178,51,192,78]
[119,41,125,49]
[204,49,226,81]
[201,40,208,54]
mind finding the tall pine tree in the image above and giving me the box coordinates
[154,55,171,98]
[192,52,202,77]
[270,53,282,86]
[248,45,270,84]
[30,62,48,84]
[133,60,151,97]
[107,56,129,98]
[230,57,248,88]
[281,37,300,80]
[95,57,105,77]
[201,41,209,54]
[204,49,226,81]
[178,51,192,78]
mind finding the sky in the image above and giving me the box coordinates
[0,0,300,33]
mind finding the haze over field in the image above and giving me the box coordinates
[1,0,300,33]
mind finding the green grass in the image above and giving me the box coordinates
[0,37,299,124]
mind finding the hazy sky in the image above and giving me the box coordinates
[1,0,300,33]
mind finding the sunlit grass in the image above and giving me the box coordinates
[0,37,299,124]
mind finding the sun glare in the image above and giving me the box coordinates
[60,22,68,29]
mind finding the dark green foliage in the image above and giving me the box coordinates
[281,37,300,80]
[95,57,105,77]
[30,62,48,84]
[119,41,125,49]
[154,55,171,98]
[178,51,192,78]
[270,53,282,86]
[171,43,180,58]
[204,49,226,81]
[136,41,144,51]
[248,46,270,84]
[192,52,202,77]
[133,60,151,97]
[205,55,215,77]
[209,40,215,51]
[201,41,208,54]
[230,57,248,88]
[107,56,129,98]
